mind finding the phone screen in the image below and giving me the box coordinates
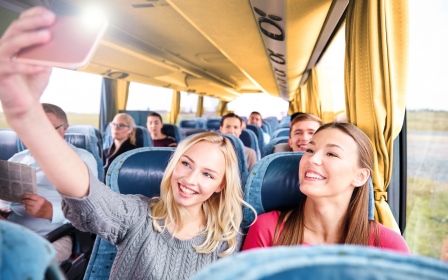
[14,16,108,70]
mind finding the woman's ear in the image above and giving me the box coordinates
[353,168,370,187]
[215,183,225,193]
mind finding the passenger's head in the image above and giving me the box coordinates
[147,112,164,136]
[240,117,247,130]
[288,113,323,152]
[42,103,68,138]
[248,111,263,127]
[219,113,243,137]
[290,112,304,122]
[299,122,372,214]
[153,132,244,256]
[110,113,137,145]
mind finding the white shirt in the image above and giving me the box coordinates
[0,143,98,236]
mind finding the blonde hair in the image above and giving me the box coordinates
[150,132,253,256]
[114,113,137,145]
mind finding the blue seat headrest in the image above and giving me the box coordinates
[180,119,197,128]
[107,147,175,197]
[0,129,20,161]
[192,245,448,280]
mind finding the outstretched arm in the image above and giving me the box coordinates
[0,7,89,198]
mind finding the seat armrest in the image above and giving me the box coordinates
[45,224,76,243]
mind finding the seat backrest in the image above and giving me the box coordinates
[221,134,248,188]
[242,152,374,231]
[180,128,208,138]
[106,147,175,195]
[263,136,289,157]
[239,129,261,160]
[161,123,183,142]
[65,132,103,181]
[272,127,289,139]
[246,124,265,148]
[179,118,197,128]
[195,117,208,129]
[0,129,20,161]
[206,117,222,131]
[67,124,102,159]
[102,124,153,150]
[86,147,175,280]
[192,245,448,280]
[0,220,64,280]
[279,115,291,127]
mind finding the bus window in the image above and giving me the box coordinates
[179,91,198,121]
[0,67,102,129]
[202,96,220,118]
[127,82,173,122]
[404,0,448,260]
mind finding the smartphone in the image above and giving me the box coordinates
[14,16,108,70]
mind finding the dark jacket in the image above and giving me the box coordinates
[103,138,138,182]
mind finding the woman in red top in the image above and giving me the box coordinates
[243,122,410,254]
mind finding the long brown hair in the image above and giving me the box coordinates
[273,122,378,246]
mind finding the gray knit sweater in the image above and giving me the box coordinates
[61,170,243,279]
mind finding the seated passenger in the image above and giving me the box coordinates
[0,13,258,277]
[243,122,410,254]
[103,113,139,181]
[219,113,257,171]
[146,112,178,147]
[0,103,98,264]
[248,111,270,144]
[273,113,323,153]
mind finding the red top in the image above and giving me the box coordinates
[242,211,410,255]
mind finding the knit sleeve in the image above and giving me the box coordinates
[242,211,280,250]
[61,168,150,245]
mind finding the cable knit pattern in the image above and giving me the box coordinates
[61,169,243,279]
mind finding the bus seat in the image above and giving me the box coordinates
[221,134,249,188]
[65,133,103,181]
[240,129,261,160]
[162,123,183,142]
[263,136,289,157]
[180,128,208,138]
[246,124,266,149]
[261,120,272,135]
[242,152,374,231]
[279,115,291,127]
[0,220,65,280]
[67,125,102,159]
[240,116,248,124]
[0,129,20,160]
[102,124,153,150]
[86,147,175,280]
[272,127,289,138]
[265,117,279,132]
[192,245,448,280]
[179,118,197,128]
[195,117,208,129]
[206,117,222,131]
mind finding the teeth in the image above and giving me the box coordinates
[305,172,323,180]
[180,185,197,195]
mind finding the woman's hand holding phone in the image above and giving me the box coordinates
[0,7,55,119]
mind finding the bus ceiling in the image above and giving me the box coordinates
[1,0,347,102]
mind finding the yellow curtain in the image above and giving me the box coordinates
[169,90,181,124]
[345,0,409,232]
[305,68,322,119]
[217,100,229,116]
[115,80,129,111]
[196,95,204,117]
[296,83,307,113]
